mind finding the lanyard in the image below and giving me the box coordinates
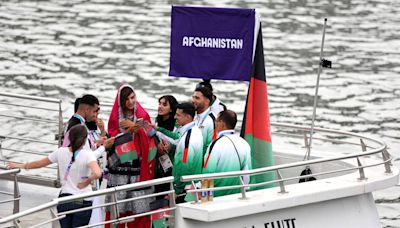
[73,113,85,124]
[180,122,194,137]
[203,131,235,169]
[73,113,95,149]
[63,149,80,181]
[196,109,211,127]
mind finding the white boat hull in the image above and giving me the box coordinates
[175,193,380,228]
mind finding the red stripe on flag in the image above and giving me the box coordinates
[244,78,271,142]
[116,140,136,156]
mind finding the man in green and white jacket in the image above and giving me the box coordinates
[202,110,252,197]
[173,102,204,203]
[192,86,216,156]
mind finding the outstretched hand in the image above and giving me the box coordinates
[120,119,141,134]
[6,162,24,170]
[103,137,115,149]
[147,123,158,131]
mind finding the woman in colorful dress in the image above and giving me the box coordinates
[105,83,156,228]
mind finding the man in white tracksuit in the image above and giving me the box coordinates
[202,110,252,197]
[192,86,216,156]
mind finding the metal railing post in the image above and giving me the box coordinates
[192,181,199,204]
[276,170,287,194]
[13,174,20,215]
[167,181,176,228]
[360,139,367,152]
[382,149,392,174]
[239,176,247,200]
[50,206,61,228]
[110,192,119,228]
[356,157,367,181]
[57,101,63,187]
[303,132,309,149]
[0,136,4,165]
[57,101,63,148]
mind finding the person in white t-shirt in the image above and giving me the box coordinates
[7,124,102,228]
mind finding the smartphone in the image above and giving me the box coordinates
[136,118,144,127]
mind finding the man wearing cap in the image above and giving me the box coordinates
[202,110,252,197]
[173,102,203,203]
[197,79,227,117]
[192,86,217,156]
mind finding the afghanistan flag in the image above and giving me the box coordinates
[148,137,157,161]
[240,24,275,189]
[115,133,138,163]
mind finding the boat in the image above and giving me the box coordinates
[0,91,398,228]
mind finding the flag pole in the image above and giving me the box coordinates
[305,18,328,161]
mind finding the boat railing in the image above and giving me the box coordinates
[181,122,392,203]
[0,92,63,187]
[0,169,21,225]
[0,176,176,228]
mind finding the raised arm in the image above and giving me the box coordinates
[7,157,52,170]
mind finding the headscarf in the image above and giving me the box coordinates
[107,83,154,181]
[108,84,151,137]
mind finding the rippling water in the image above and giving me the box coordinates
[0,0,399,226]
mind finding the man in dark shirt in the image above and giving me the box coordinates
[66,95,100,131]
[63,95,113,154]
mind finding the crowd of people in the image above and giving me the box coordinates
[6,80,252,228]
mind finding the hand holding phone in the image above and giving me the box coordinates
[136,118,144,127]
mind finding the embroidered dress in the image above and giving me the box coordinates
[105,84,155,228]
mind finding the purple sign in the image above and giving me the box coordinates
[169,6,255,81]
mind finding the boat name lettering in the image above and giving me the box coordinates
[244,218,297,228]
[182,36,243,49]
[264,218,296,228]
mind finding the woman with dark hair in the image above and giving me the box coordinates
[156,95,178,131]
[151,95,181,146]
[153,95,178,199]
[7,124,101,228]
[106,83,156,228]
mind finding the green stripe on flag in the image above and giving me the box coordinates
[148,147,157,161]
[245,134,275,190]
[119,151,138,163]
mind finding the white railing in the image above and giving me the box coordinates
[0,92,63,187]
[182,123,392,202]
[0,169,21,227]
[0,176,176,228]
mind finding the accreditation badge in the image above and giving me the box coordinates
[159,154,173,173]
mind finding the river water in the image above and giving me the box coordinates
[0,0,399,227]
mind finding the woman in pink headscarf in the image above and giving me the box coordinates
[105,83,155,228]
